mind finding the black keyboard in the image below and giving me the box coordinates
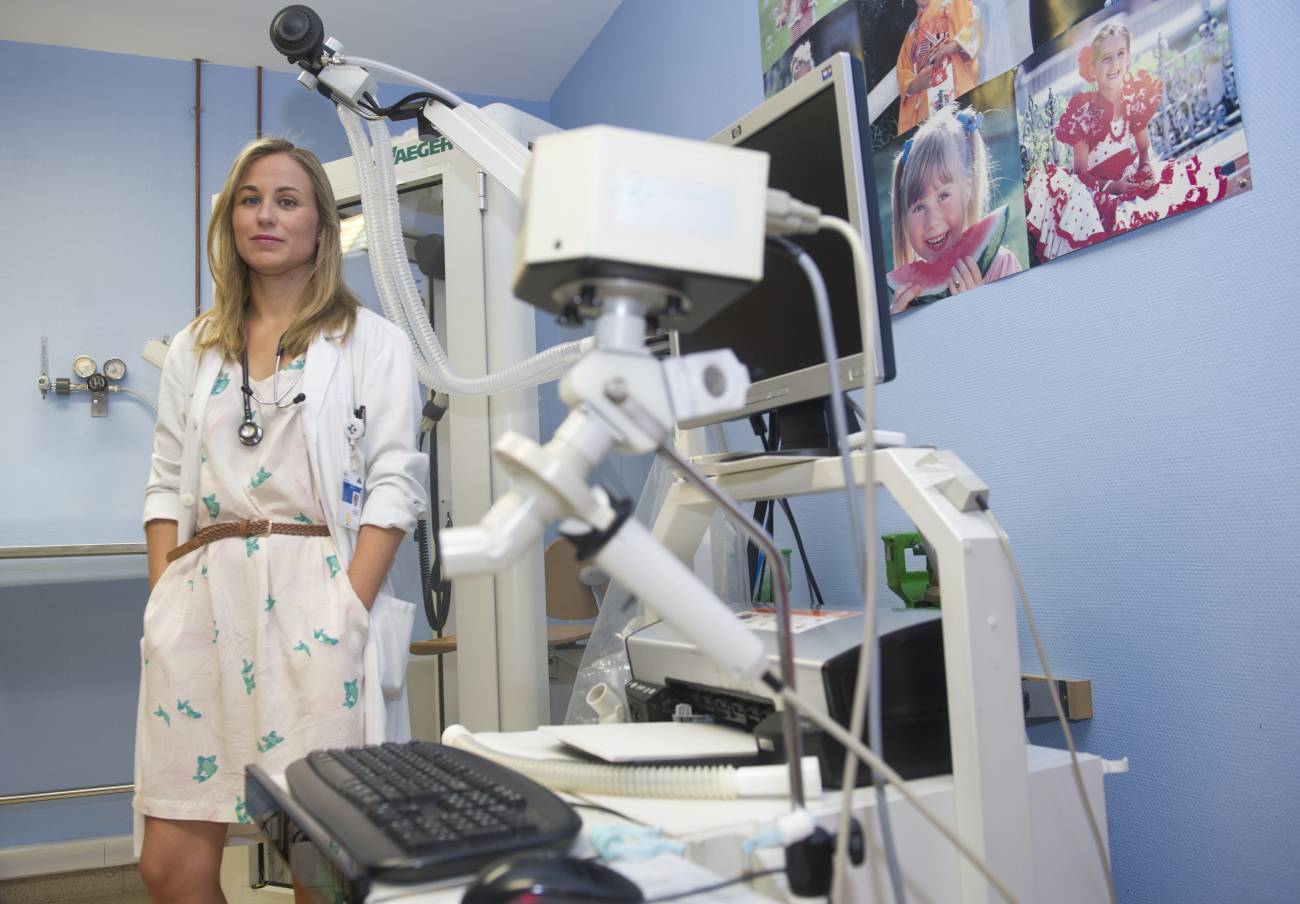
[284,740,581,884]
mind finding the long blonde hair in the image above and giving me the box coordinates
[196,137,358,360]
[890,104,990,266]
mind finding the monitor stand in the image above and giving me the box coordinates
[714,397,892,463]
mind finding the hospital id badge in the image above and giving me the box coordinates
[337,469,364,530]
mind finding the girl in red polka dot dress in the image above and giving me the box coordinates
[1024,21,1227,262]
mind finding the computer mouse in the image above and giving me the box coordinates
[462,851,644,903]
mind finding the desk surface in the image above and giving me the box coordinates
[346,736,1113,903]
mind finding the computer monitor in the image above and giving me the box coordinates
[675,52,895,444]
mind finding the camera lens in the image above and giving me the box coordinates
[270,6,325,67]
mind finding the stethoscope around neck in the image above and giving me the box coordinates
[238,333,306,447]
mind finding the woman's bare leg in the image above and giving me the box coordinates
[139,816,228,904]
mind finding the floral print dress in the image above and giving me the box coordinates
[134,355,368,827]
[1024,70,1227,262]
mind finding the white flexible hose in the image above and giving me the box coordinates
[339,107,424,361]
[337,106,589,396]
[443,725,816,800]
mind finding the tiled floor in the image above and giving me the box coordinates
[0,864,146,903]
[0,846,292,904]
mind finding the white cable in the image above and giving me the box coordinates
[777,687,1019,904]
[982,509,1118,904]
[336,55,469,107]
[772,236,905,903]
[336,106,589,396]
[111,387,158,415]
[817,214,897,904]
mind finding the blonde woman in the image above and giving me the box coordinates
[134,137,425,902]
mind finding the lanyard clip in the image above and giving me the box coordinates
[346,405,367,441]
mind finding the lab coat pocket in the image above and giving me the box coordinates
[370,591,416,700]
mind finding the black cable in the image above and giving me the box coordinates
[744,412,824,608]
[361,90,441,120]
[777,497,826,609]
[643,867,786,903]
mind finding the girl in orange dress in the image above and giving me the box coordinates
[896,0,982,136]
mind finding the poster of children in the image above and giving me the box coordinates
[856,0,1032,137]
[762,0,864,98]
[873,71,1033,314]
[1028,0,1107,47]
[1016,0,1250,263]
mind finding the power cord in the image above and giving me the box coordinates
[768,234,906,903]
[747,413,826,609]
[416,394,452,738]
[978,501,1118,904]
[643,867,787,903]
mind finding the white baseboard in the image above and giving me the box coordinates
[0,834,135,881]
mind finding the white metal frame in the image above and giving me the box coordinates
[324,142,548,733]
[650,448,1040,904]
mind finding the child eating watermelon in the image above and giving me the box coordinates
[888,103,1021,314]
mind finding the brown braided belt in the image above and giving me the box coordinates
[166,518,331,562]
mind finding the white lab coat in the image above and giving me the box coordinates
[135,306,428,852]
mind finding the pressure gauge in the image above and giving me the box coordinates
[103,357,127,380]
[72,355,97,379]
[86,373,108,393]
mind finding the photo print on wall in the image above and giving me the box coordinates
[873,70,1033,314]
[755,0,1251,313]
[1017,0,1250,264]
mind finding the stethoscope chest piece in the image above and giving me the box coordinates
[238,418,264,447]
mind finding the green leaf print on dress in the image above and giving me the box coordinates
[293,640,312,657]
[201,564,208,578]
[241,659,256,695]
[343,679,358,709]
[313,628,339,646]
[284,358,306,371]
[212,619,219,643]
[294,513,313,524]
[203,494,220,519]
[193,755,218,783]
[257,731,285,753]
[265,594,276,612]
[246,537,260,557]
[177,699,203,719]
[152,705,171,727]
[211,373,231,395]
[235,796,252,824]
[251,467,273,489]
[325,554,341,578]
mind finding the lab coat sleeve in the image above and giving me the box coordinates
[141,327,193,528]
[357,318,428,534]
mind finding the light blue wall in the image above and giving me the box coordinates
[548,1,1300,902]
[0,38,548,847]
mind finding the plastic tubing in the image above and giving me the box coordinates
[337,105,589,396]
[339,108,422,360]
[443,725,819,800]
[368,115,590,392]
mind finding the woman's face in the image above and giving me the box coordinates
[905,175,968,262]
[1093,33,1130,97]
[231,153,320,279]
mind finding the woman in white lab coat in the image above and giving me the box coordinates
[135,137,426,902]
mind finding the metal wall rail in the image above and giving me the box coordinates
[0,784,133,806]
[0,544,146,560]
